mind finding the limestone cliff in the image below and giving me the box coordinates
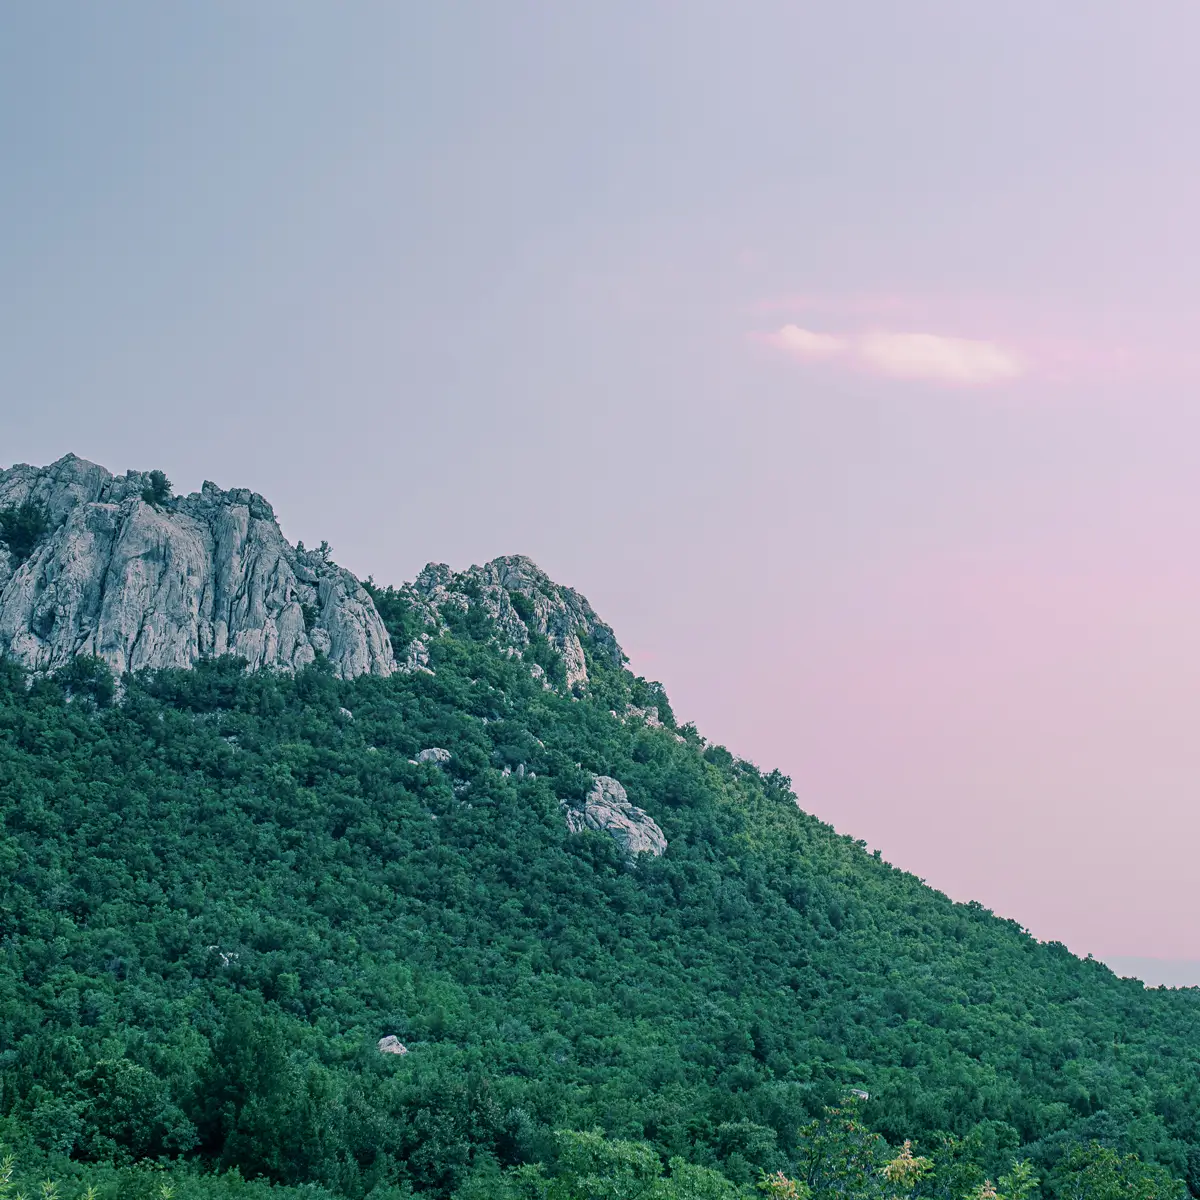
[0,455,395,680]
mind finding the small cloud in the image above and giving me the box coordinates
[761,325,1025,386]
[858,332,1023,385]
[771,324,849,359]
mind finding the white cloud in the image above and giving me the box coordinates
[771,324,848,359]
[857,332,1023,385]
[764,325,1025,386]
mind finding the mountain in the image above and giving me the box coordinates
[0,457,1197,1200]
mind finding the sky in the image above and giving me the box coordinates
[4,3,1200,981]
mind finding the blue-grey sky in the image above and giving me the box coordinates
[6,4,1200,978]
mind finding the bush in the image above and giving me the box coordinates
[54,655,116,708]
[0,501,49,565]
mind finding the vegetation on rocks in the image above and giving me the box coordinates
[0,503,49,566]
[140,471,173,508]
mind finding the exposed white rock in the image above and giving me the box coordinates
[415,747,451,765]
[0,455,395,681]
[618,705,663,728]
[397,555,622,690]
[401,636,432,673]
[563,775,667,862]
[338,707,354,721]
[377,1035,409,1056]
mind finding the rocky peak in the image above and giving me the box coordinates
[401,554,623,689]
[0,454,395,681]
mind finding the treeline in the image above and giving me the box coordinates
[0,1115,1185,1199]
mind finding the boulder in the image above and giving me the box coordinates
[563,775,667,862]
[415,747,451,765]
[377,1036,409,1056]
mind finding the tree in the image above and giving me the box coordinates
[548,1130,663,1200]
[1049,1143,1184,1200]
[77,1058,196,1160]
[0,500,49,564]
[141,470,172,506]
[55,654,115,707]
[795,1107,886,1199]
[880,1142,931,1196]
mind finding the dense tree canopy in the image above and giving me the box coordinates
[0,603,1197,1198]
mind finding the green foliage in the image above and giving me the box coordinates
[52,656,115,709]
[0,1150,338,1200]
[461,1130,748,1200]
[0,595,1197,1199]
[996,1161,1041,1200]
[362,579,424,655]
[0,502,50,565]
[141,471,172,507]
[1046,1143,1184,1200]
[525,633,566,690]
[794,1107,885,1199]
[299,603,319,634]
[508,592,536,627]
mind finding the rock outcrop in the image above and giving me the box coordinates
[0,458,634,700]
[414,747,452,765]
[377,1036,409,1056]
[0,455,395,680]
[563,775,667,861]
[400,555,623,689]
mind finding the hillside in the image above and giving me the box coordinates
[0,460,1198,1200]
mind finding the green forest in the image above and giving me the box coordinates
[1,584,1198,1199]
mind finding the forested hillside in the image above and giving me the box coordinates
[1,572,1198,1199]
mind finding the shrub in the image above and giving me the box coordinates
[141,470,172,507]
[0,501,49,565]
[55,655,116,708]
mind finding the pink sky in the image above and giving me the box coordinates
[6,4,1200,978]
[614,519,1200,963]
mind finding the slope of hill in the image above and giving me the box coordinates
[0,462,1198,1199]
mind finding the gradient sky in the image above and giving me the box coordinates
[5,4,1200,980]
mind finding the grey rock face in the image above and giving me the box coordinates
[0,455,395,680]
[563,775,667,861]
[377,1036,409,1056]
[400,554,622,689]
